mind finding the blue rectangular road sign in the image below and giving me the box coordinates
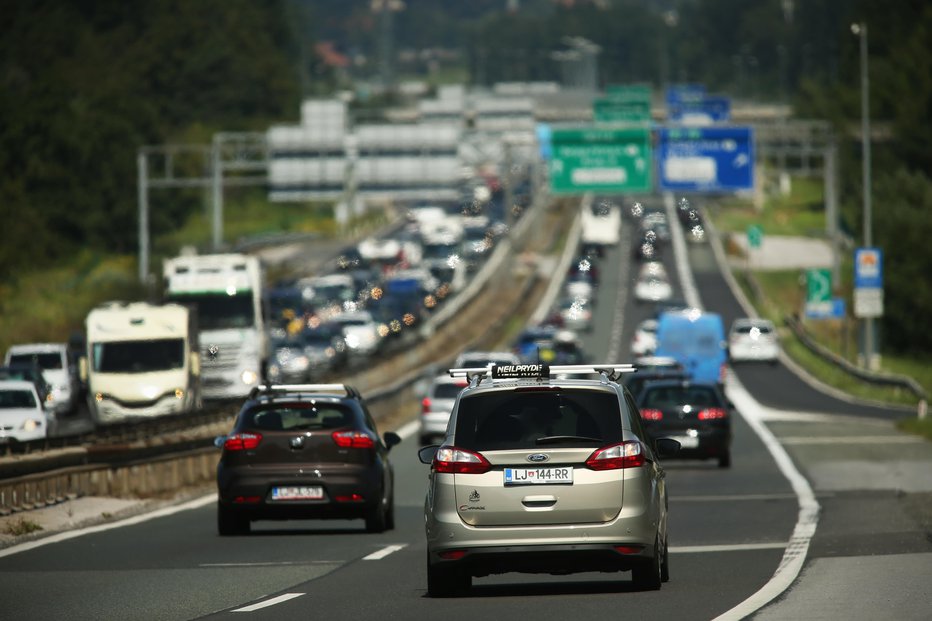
[669,95,731,123]
[666,84,705,106]
[657,126,754,192]
[854,248,883,288]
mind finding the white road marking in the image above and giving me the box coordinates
[363,544,407,560]
[672,542,788,554]
[394,419,420,441]
[666,192,820,621]
[672,493,798,503]
[231,593,304,612]
[0,493,217,559]
[200,561,341,567]
[779,436,923,445]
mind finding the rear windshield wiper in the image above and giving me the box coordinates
[535,435,603,445]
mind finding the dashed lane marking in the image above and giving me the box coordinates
[231,593,305,612]
[363,544,407,560]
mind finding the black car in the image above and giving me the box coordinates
[634,379,733,468]
[215,383,401,535]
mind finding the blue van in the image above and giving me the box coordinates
[654,310,728,387]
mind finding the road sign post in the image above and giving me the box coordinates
[549,127,652,194]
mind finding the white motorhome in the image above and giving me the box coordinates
[163,252,266,399]
[580,197,622,251]
[85,302,201,425]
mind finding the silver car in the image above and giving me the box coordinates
[418,363,678,596]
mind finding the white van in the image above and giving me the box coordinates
[85,302,201,425]
[5,342,79,416]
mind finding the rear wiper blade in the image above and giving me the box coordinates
[535,435,602,445]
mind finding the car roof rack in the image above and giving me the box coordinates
[449,363,637,385]
[250,383,361,399]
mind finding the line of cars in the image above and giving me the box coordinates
[0,343,82,444]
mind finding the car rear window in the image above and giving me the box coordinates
[639,386,721,408]
[453,389,623,450]
[432,383,465,400]
[243,402,353,431]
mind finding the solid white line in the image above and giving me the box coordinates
[363,544,407,560]
[200,561,341,567]
[779,436,922,445]
[672,542,788,554]
[667,192,820,621]
[0,493,217,559]
[672,493,798,503]
[231,593,304,612]
[394,419,420,441]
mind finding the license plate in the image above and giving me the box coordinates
[271,486,324,500]
[671,435,699,449]
[504,467,573,485]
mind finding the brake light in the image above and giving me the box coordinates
[421,397,431,415]
[697,408,727,420]
[331,430,376,448]
[585,441,645,470]
[641,408,664,421]
[223,433,262,451]
[432,446,491,475]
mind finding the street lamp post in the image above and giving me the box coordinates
[852,22,876,369]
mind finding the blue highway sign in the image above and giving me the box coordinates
[669,95,731,123]
[657,126,754,192]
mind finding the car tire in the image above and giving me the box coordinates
[427,559,471,597]
[718,450,732,469]
[217,503,250,536]
[632,536,663,591]
[365,498,388,533]
[660,537,670,583]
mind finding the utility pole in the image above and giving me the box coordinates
[852,22,876,369]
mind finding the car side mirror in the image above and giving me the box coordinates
[418,445,439,464]
[655,438,681,459]
[384,431,402,450]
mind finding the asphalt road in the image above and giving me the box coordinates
[1,198,929,620]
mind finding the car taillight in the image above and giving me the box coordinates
[432,446,491,475]
[331,430,376,448]
[421,397,431,415]
[697,408,728,420]
[641,408,664,421]
[223,432,262,451]
[585,441,645,470]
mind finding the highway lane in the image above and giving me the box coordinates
[0,199,802,620]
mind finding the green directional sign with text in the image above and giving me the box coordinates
[806,268,832,304]
[606,83,652,103]
[593,98,651,123]
[549,127,652,194]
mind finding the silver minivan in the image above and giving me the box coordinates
[418,363,679,596]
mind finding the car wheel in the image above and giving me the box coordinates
[217,502,250,536]
[632,536,663,591]
[660,537,670,583]
[427,557,471,597]
[365,498,388,533]
[718,451,732,469]
[385,494,395,530]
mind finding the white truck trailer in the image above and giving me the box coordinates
[85,302,201,425]
[163,252,266,400]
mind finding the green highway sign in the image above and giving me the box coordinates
[747,224,763,249]
[606,84,652,103]
[806,268,832,304]
[549,127,652,194]
[593,98,651,123]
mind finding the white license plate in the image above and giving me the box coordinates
[671,435,699,449]
[271,486,324,500]
[504,467,573,485]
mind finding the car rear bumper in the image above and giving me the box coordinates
[217,465,384,518]
[428,542,657,577]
